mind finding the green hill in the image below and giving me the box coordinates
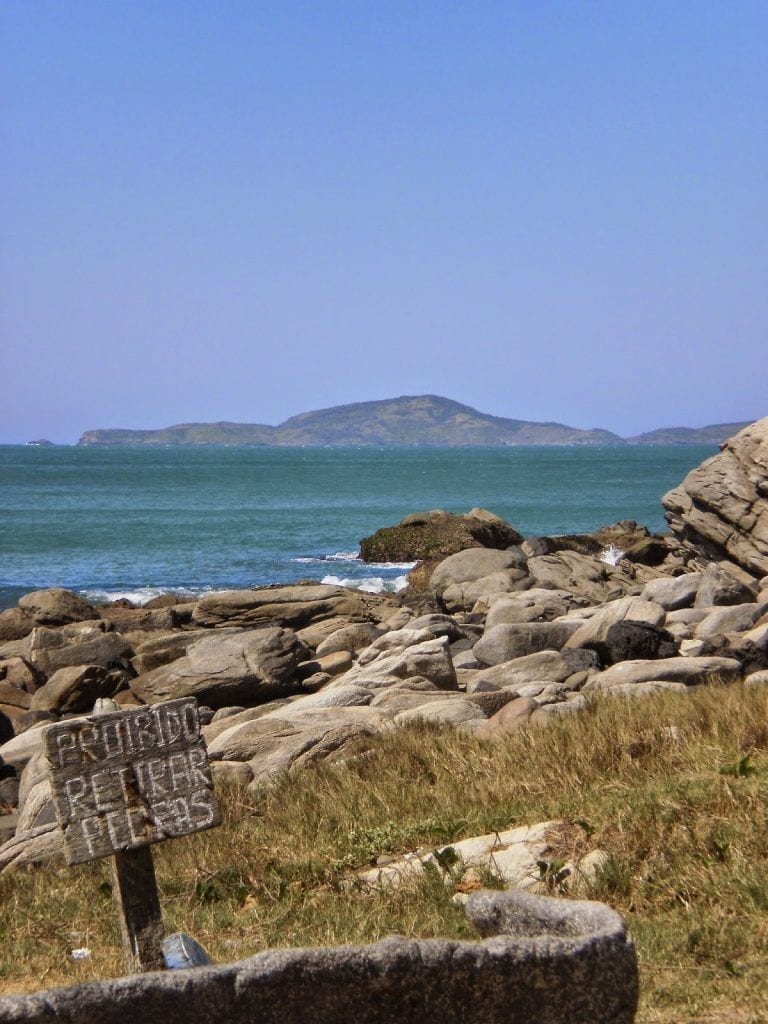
[626,421,753,445]
[77,395,625,447]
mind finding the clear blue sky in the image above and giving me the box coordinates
[2,1,766,443]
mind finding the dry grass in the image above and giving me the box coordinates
[1,682,768,1022]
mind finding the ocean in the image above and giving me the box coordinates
[0,444,713,610]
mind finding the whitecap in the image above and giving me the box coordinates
[81,586,199,606]
[291,551,361,564]
[321,573,409,594]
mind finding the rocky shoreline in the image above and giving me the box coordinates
[1,417,767,872]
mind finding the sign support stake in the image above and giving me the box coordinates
[111,846,166,973]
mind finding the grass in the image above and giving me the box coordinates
[1,682,767,1022]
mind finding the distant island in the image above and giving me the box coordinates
[77,395,755,448]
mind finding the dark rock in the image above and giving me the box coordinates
[699,636,768,675]
[593,622,671,665]
[0,710,13,745]
[0,776,19,808]
[562,647,601,673]
[522,521,651,559]
[622,537,670,566]
[360,508,523,563]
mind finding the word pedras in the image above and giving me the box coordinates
[44,698,220,865]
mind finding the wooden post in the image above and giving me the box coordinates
[43,698,221,974]
[111,847,166,973]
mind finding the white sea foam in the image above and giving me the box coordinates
[321,573,409,594]
[599,545,625,567]
[292,552,416,570]
[292,551,361,564]
[81,586,200,606]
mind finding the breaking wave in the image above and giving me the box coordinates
[81,586,202,606]
[321,573,409,594]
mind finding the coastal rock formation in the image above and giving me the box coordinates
[4,429,768,871]
[192,584,391,630]
[359,508,523,563]
[662,416,768,577]
[131,627,307,708]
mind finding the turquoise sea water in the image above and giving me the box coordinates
[0,445,714,609]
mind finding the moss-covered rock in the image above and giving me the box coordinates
[359,508,523,563]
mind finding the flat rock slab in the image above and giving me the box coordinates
[586,655,742,690]
[474,651,572,690]
[356,822,563,892]
[192,585,390,629]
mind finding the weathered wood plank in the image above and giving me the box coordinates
[44,698,220,865]
[111,846,166,973]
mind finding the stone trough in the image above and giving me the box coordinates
[0,890,638,1024]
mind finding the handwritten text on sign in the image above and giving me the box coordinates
[44,698,220,865]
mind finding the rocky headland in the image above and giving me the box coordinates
[1,416,767,872]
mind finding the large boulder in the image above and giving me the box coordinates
[359,508,523,562]
[485,589,584,628]
[430,548,528,604]
[336,635,458,691]
[585,655,742,690]
[641,573,703,610]
[526,551,635,604]
[474,623,579,667]
[192,584,389,630]
[0,609,34,643]
[205,706,383,785]
[474,651,573,690]
[16,623,133,679]
[131,627,306,708]
[564,598,666,650]
[693,562,758,607]
[662,417,768,576]
[131,629,227,674]
[29,664,127,714]
[17,588,97,626]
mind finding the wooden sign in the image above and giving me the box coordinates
[44,698,220,866]
[44,698,221,974]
